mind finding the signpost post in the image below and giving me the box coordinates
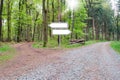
[49,22,71,46]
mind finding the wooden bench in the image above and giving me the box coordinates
[70,39,85,44]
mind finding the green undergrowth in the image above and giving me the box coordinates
[111,41,120,53]
[0,45,11,53]
[33,39,105,49]
[0,43,16,63]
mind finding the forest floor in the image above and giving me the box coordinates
[0,42,64,80]
[0,42,120,80]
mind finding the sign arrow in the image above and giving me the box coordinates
[49,22,71,46]
[49,23,68,28]
[52,30,71,35]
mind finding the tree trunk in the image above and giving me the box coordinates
[104,22,107,40]
[112,32,114,40]
[0,0,4,41]
[52,0,55,22]
[49,0,55,38]
[7,0,11,41]
[43,0,48,47]
[71,10,74,40]
[57,0,61,46]
[17,0,22,42]
[92,18,95,40]
[117,15,119,41]
[102,23,104,40]
[32,12,39,41]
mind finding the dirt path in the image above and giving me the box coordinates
[1,42,120,80]
[0,42,64,80]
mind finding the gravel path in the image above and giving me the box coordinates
[2,42,120,80]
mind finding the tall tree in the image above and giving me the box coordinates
[17,0,22,42]
[117,0,120,40]
[7,0,11,41]
[42,0,48,47]
[0,0,4,41]
[57,0,61,46]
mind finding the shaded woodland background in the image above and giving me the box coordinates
[0,0,120,47]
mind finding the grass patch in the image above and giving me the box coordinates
[85,40,98,45]
[0,45,11,53]
[0,44,16,63]
[32,39,104,49]
[111,41,120,53]
[32,42,43,48]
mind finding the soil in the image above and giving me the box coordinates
[0,42,64,80]
[0,42,120,80]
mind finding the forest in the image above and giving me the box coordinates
[1,0,120,79]
[0,0,120,47]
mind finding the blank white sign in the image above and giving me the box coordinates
[49,23,68,28]
[52,30,71,35]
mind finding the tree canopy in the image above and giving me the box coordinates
[0,0,119,47]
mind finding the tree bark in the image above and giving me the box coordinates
[32,12,39,41]
[71,10,74,40]
[57,0,61,46]
[0,0,4,41]
[17,0,22,42]
[43,0,48,47]
[7,0,11,41]
[117,15,119,41]
[92,18,95,40]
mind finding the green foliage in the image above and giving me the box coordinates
[85,40,98,45]
[0,45,11,53]
[33,38,59,48]
[74,6,87,37]
[0,44,16,63]
[111,41,120,53]
[32,38,103,49]
[32,42,43,48]
[1,0,118,47]
[0,51,15,63]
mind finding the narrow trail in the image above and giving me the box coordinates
[0,43,64,80]
[1,42,120,80]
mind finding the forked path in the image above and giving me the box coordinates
[1,42,120,80]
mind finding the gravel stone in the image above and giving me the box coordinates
[1,42,120,80]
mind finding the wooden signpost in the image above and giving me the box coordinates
[49,22,71,46]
